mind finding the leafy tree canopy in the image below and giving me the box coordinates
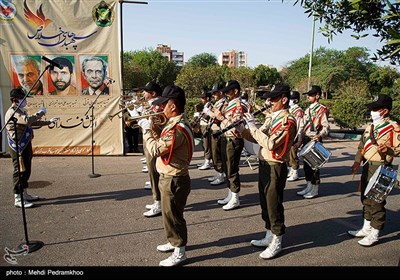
[185,53,218,68]
[293,0,400,65]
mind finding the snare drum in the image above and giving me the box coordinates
[364,165,397,203]
[299,141,332,170]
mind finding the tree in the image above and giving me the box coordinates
[175,65,224,98]
[185,53,218,68]
[369,65,400,96]
[285,46,378,97]
[335,78,370,99]
[228,67,255,91]
[253,65,282,87]
[122,49,178,90]
[293,0,400,65]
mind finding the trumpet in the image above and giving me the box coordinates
[124,111,168,128]
[108,97,146,121]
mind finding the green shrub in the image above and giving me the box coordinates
[185,98,202,119]
[390,100,400,122]
[331,99,369,130]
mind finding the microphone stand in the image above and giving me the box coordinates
[0,64,53,254]
[84,91,102,178]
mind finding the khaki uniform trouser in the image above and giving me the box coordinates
[144,144,160,201]
[258,160,287,236]
[288,145,299,170]
[221,136,244,193]
[10,141,33,194]
[210,129,223,173]
[200,125,212,161]
[159,173,191,247]
[360,162,388,230]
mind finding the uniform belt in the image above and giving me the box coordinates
[221,136,237,140]
[259,160,280,166]
[367,161,384,166]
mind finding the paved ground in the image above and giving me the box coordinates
[0,137,399,274]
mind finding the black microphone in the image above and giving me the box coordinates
[106,77,115,84]
[42,56,63,70]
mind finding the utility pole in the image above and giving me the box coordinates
[308,12,316,90]
[119,1,148,91]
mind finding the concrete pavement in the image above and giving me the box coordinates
[0,137,399,271]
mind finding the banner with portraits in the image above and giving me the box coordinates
[0,0,123,155]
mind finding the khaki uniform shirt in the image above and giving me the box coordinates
[143,114,194,176]
[289,104,305,143]
[242,109,297,163]
[199,101,213,126]
[355,118,400,164]
[303,102,329,138]
[5,106,50,145]
[220,97,249,138]
[211,98,226,131]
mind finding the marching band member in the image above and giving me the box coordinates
[349,94,400,246]
[240,84,297,259]
[128,81,163,217]
[287,91,304,181]
[137,85,194,266]
[297,85,330,198]
[214,80,249,211]
[197,90,213,170]
[5,87,59,208]
[205,82,226,186]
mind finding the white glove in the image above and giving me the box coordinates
[244,112,256,129]
[138,118,151,131]
[136,105,144,113]
[39,107,47,114]
[202,107,213,117]
[50,117,59,123]
[127,107,140,117]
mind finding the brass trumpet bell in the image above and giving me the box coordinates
[124,111,167,128]
[108,97,147,121]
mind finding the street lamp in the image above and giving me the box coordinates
[308,13,316,90]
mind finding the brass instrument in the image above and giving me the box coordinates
[108,97,146,121]
[124,111,167,129]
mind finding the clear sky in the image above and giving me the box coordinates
[121,0,390,69]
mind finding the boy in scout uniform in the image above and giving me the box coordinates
[349,94,400,246]
[240,84,297,259]
[205,82,226,186]
[297,85,330,199]
[137,85,194,266]
[287,91,304,182]
[214,80,249,211]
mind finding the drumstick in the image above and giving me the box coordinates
[361,137,391,167]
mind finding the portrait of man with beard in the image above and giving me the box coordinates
[48,57,77,96]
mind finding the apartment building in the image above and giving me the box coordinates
[156,44,184,67]
[218,50,247,67]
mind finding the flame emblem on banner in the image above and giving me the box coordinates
[23,0,52,29]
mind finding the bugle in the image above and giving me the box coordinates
[124,111,167,127]
[212,104,270,139]
[108,97,146,121]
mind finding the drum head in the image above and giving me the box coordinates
[364,166,382,196]
[299,141,314,157]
